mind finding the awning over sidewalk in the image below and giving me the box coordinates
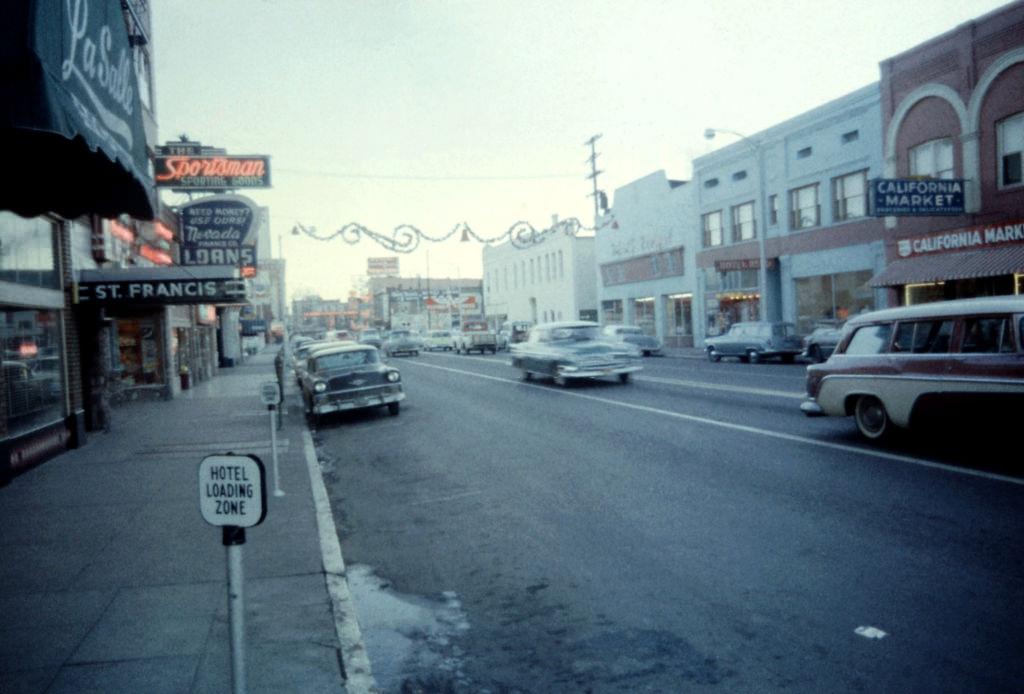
[0,0,155,220]
[870,245,1024,287]
[76,266,248,305]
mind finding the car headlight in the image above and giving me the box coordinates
[313,381,327,393]
[386,370,400,382]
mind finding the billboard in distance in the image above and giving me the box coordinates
[367,257,399,276]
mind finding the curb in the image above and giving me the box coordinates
[302,427,378,694]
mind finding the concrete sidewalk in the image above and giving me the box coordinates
[0,350,373,693]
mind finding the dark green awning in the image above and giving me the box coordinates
[0,0,154,220]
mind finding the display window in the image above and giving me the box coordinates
[666,294,693,337]
[601,299,623,325]
[116,319,164,386]
[794,270,874,334]
[2,308,64,437]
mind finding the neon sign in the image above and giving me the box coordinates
[154,155,271,189]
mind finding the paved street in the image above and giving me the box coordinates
[314,350,1024,693]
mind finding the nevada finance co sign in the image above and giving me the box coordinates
[180,195,258,268]
[872,179,966,216]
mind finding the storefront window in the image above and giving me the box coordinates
[633,297,655,334]
[2,309,64,437]
[0,212,58,289]
[116,319,164,386]
[794,270,874,333]
[666,294,693,337]
[601,299,623,325]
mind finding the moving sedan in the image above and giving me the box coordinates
[510,321,642,386]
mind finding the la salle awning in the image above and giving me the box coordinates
[0,0,154,220]
[870,245,1024,287]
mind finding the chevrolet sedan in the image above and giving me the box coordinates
[510,321,642,386]
[299,344,404,425]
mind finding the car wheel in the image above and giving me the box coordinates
[521,370,533,380]
[809,345,823,363]
[387,401,400,416]
[553,373,567,387]
[781,354,795,364]
[707,348,721,363]
[618,373,631,384]
[854,395,891,441]
[747,350,761,364]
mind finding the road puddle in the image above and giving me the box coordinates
[346,564,471,692]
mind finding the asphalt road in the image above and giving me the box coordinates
[314,350,1024,693]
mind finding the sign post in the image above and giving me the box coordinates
[198,454,267,694]
[260,381,285,497]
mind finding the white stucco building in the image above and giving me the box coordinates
[482,226,597,328]
[595,171,699,347]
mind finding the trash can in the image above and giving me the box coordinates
[179,369,191,390]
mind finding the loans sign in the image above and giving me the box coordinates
[198,454,267,528]
[180,195,258,268]
[872,178,965,216]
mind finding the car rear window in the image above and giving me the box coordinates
[961,316,1015,353]
[893,320,953,353]
[845,324,892,355]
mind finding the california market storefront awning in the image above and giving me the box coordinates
[870,245,1024,287]
[0,0,154,219]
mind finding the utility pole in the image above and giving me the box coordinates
[584,134,603,227]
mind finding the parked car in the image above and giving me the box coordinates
[704,322,803,363]
[423,330,453,351]
[383,329,422,357]
[325,329,354,341]
[510,321,642,386]
[453,320,498,354]
[358,329,383,349]
[601,324,663,356]
[498,321,532,351]
[291,339,333,382]
[299,343,404,425]
[800,296,1024,440]
[802,321,846,363]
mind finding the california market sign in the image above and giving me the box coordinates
[872,179,965,216]
[897,220,1024,258]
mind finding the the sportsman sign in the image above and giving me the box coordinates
[198,454,267,527]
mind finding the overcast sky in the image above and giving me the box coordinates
[152,0,1012,300]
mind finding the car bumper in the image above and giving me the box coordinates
[313,388,404,414]
[800,398,825,417]
[559,363,643,379]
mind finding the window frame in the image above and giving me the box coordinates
[730,201,756,242]
[909,137,955,180]
[702,210,724,248]
[832,169,868,222]
[996,111,1023,189]
[789,183,820,230]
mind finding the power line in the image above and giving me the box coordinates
[275,167,579,182]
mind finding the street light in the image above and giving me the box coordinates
[704,128,772,322]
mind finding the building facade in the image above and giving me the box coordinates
[694,84,889,341]
[595,171,697,347]
[482,227,597,329]
[870,1,1024,304]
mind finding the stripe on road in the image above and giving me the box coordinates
[403,360,1024,487]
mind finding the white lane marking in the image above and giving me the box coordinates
[302,429,377,692]
[403,360,1024,487]
[854,626,888,639]
[635,374,804,400]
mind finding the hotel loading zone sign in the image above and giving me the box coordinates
[872,179,965,216]
[199,454,267,528]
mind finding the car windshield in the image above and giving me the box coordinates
[390,331,410,338]
[314,350,378,370]
[360,331,379,338]
[549,326,601,341]
[618,328,643,336]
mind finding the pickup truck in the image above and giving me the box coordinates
[453,321,498,354]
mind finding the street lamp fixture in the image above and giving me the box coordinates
[704,127,773,322]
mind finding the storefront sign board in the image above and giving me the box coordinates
[179,195,259,268]
[872,178,966,215]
